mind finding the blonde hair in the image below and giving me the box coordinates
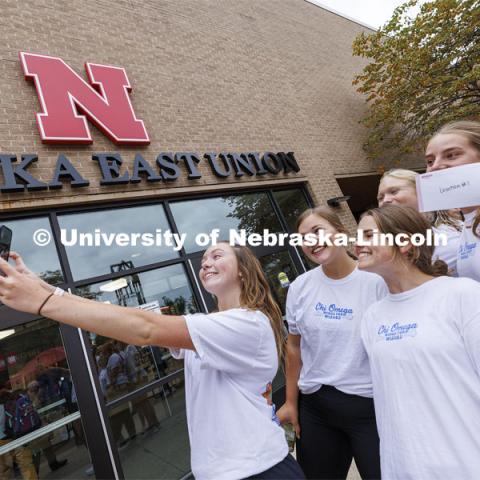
[218,243,285,363]
[361,205,448,276]
[380,169,463,232]
[434,120,480,152]
[432,121,480,237]
[430,210,463,232]
[380,168,417,187]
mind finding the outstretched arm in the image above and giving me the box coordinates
[0,257,194,350]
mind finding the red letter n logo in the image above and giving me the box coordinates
[20,52,150,145]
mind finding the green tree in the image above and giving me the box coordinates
[224,194,282,234]
[353,0,480,160]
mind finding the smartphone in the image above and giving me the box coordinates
[0,226,12,263]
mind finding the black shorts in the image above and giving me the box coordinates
[244,454,305,479]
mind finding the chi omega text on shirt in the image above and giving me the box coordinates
[376,322,418,342]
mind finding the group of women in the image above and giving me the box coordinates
[0,120,478,480]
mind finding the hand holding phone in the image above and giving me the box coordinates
[0,226,12,266]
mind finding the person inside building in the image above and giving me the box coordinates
[377,168,463,275]
[425,120,480,281]
[101,341,138,447]
[276,206,386,480]
[0,385,38,480]
[26,380,68,473]
[0,245,305,480]
[357,204,480,479]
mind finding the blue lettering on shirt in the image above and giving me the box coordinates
[314,302,354,320]
[459,242,477,261]
[271,404,281,425]
[377,322,417,341]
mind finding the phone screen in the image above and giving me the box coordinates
[0,226,12,263]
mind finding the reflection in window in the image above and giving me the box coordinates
[77,264,198,404]
[108,385,190,479]
[1,217,63,285]
[170,193,283,253]
[76,265,194,478]
[58,204,178,281]
[259,251,299,314]
[0,418,91,479]
[258,250,300,398]
[273,189,315,270]
[273,189,310,233]
[0,319,91,478]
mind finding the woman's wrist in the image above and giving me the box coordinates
[39,278,56,293]
[283,398,298,408]
[38,292,54,316]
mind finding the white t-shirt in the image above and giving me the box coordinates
[432,224,461,276]
[361,276,480,480]
[457,211,480,281]
[171,308,288,480]
[286,266,387,397]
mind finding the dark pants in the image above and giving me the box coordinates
[245,454,305,479]
[297,385,380,480]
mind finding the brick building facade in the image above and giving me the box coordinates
[0,0,376,224]
[0,2,378,479]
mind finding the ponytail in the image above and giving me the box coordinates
[430,259,449,277]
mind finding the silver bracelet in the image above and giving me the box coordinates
[54,287,65,296]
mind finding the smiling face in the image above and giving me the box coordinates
[377,176,418,210]
[425,133,480,172]
[199,243,241,296]
[298,214,344,266]
[355,215,396,275]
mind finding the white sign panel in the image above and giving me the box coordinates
[137,300,162,314]
[416,163,480,212]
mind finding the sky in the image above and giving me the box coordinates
[307,0,413,29]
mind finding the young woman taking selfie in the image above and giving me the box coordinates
[0,244,304,480]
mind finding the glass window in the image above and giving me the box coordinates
[58,204,178,280]
[273,188,310,233]
[273,189,316,270]
[0,319,92,479]
[170,193,283,253]
[77,264,198,403]
[108,385,190,479]
[259,250,300,314]
[1,217,63,285]
[76,264,196,479]
[0,418,92,479]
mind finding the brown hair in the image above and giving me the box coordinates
[296,206,356,259]
[474,211,480,238]
[361,205,448,276]
[296,206,349,234]
[430,210,463,232]
[217,242,285,363]
[433,120,480,237]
